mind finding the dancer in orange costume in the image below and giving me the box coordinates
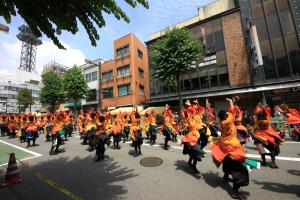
[276,103,300,125]
[130,106,143,156]
[181,105,204,174]
[77,110,85,138]
[254,104,284,168]
[122,112,130,143]
[8,114,17,138]
[234,103,250,145]
[192,99,211,151]
[111,112,123,149]
[162,104,177,149]
[210,97,250,199]
[49,114,64,154]
[26,115,38,147]
[18,115,28,143]
[95,115,110,161]
[0,114,8,136]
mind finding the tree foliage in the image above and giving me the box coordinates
[151,28,203,110]
[0,0,149,49]
[63,66,89,106]
[17,88,34,112]
[39,71,65,112]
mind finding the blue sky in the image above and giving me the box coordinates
[0,0,215,76]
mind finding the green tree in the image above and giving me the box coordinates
[63,66,89,112]
[40,71,65,113]
[151,28,203,110]
[0,0,149,49]
[17,88,34,112]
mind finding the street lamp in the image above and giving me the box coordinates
[84,58,105,111]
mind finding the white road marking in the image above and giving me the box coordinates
[284,141,300,144]
[0,139,42,167]
[0,140,42,157]
[121,141,300,162]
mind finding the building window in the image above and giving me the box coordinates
[139,85,145,96]
[208,66,218,88]
[86,73,92,83]
[103,88,113,99]
[116,45,129,57]
[86,89,97,102]
[218,66,229,87]
[138,68,144,78]
[138,49,143,59]
[183,79,191,91]
[102,71,113,81]
[118,85,131,96]
[117,65,130,78]
[91,71,97,81]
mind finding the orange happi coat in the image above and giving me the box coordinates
[254,107,283,145]
[210,107,246,166]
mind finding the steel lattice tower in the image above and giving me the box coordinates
[17,25,42,72]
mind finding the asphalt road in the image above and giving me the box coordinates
[0,133,299,200]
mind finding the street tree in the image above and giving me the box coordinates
[0,0,149,49]
[63,66,89,113]
[39,71,65,113]
[17,88,34,112]
[151,28,203,111]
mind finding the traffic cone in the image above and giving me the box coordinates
[2,153,22,187]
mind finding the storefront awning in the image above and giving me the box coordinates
[109,106,143,115]
[64,102,82,108]
[140,107,165,115]
[148,81,300,104]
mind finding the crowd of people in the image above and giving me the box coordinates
[0,97,299,199]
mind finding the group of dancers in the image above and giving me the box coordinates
[1,97,299,199]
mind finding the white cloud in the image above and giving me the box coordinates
[0,39,86,75]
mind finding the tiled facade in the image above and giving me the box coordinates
[100,34,149,110]
[222,11,251,86]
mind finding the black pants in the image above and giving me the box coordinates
[113,134,121,148]
[27,137,36,146]
[164,133,171,148]
[222,156,249,190]
[133,140,142,154]
[20,129,26,143]
[150,134,156,144]
[199,127,208,149]
[95,134,110,160]
[0,126,8,136]
[50,135,61,153]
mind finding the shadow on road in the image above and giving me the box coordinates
[201,171,250,198]
[31,155,139,200]
[287,169,300,177]
[253,180,300,197]
[174,160,201,179]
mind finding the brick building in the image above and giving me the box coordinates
[146,0,300,113]
[100,34,149,110]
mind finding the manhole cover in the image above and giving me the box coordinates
[140,157,163,167]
